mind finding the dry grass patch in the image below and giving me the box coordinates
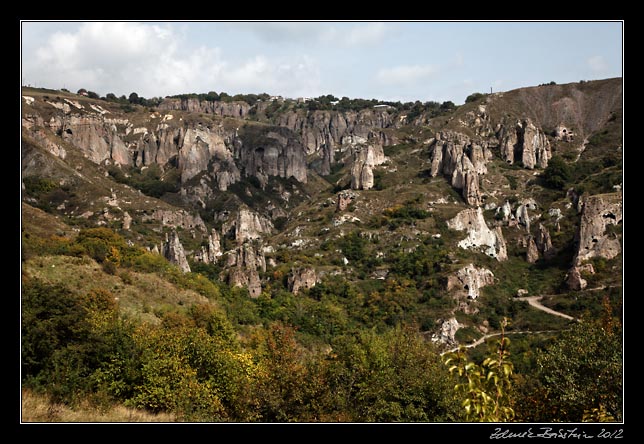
[22,255,210,323]
[21,389,176,423]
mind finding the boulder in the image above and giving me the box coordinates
[447,207,508,261]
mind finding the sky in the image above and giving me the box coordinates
[20,21,623,105]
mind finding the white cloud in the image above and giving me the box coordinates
[222,55,321,97]
[23,22,322,98]
[375,64,438,85]
[588,55,608,73]
[235,22,319,44]
[320,22,390,46]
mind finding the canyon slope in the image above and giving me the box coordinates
[21,77,623,348]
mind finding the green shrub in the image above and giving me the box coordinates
[542,156,571,189]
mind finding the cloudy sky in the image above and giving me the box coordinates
[21,21,623,104]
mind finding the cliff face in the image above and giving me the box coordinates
[275,108,396,175]
[429,131,492,206]
[574,193,623,265]
[158,98,252,118]
[22,99,309,193]
[447,207,508,261]
[21,78,622,302]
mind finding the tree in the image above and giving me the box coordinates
[542,155,571,189]
[327,326,459,421]
[444,318,515,422]
[440,101,456,112]
[128,92,140,104]
[533,311,622,421]
[465,92,486,103]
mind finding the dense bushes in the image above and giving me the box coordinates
[108,165,180,198]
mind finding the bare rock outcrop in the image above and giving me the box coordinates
[141,209,207,233]
[336,191,356,212]
[162,230,191,273]
[237,127,308,186]
[497,200,513,222]
[574,193,622,265]
[447,207,508,261]
[275,108,395,175]
[158,98,252,118]
[554,124,575,142]
[431,318,461,347]
[179,126,237,184]
[122,211,132,231]
[565,193,622,290]
[535,223,555,259]
[526,236,539,263]
[350,145,386,190]
[498,119,551,169]
[193,229,223,264]
[447,264,495,299]
[515,204,531,232]
[565,266,588,291]
[222,206,274,244]
[288,268,318,295]
[225,242,266,298]
[429,131,492,206]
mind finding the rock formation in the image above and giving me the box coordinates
[193,229,223,264]
[447,207,508,261]
[526,236,539,263]
[162,230,191,273]
[498,119,551,169]
[515,204,531,232]
[350,145,386,190]
[275,108,395,175]
[158,97,252,118]
[573,193,622,265]
[565,193,622,290]
[565,266,587,291]
[122,211,132,231]
[288,268,318,295]
[432,318,461,347]
[447,264,495,299]
[336,191,356,212]
[554,124,574,142]
[535,223,555,259]
[141,209,207,233]
[178,126,235,184]
[237,127,308,186]
[428,131,492,206]
[222,206,274,244]
[225,242,266,298]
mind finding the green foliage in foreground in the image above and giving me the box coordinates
[445,319,515,422]
[21,226,622,422]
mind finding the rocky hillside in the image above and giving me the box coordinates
[21,77,622,348]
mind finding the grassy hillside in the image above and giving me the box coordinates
[20,79,623,423]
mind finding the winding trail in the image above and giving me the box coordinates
[441,329,560,356]
[441,285,618,355]
[516,296,575,321]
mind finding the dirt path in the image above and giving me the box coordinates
[441,330,559,356]
[441,286,617,355]
[516,296,575,321]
